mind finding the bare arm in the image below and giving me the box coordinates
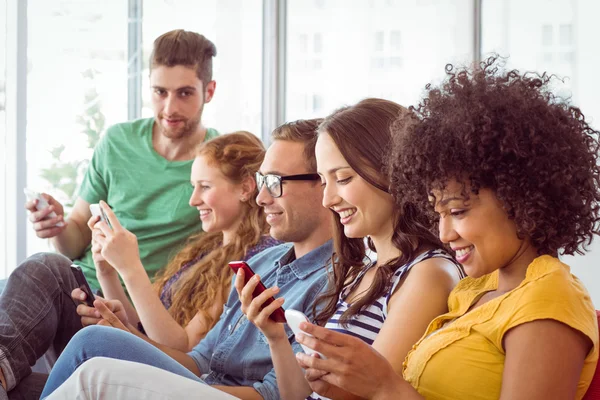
[96,271,140,325]
[94,202,208,351]
[306,257,460,399]
[372,257,459,375]
[500,319,592,400]
[51,197,93,259]
[123,267,206,351]
[212,386,263,400]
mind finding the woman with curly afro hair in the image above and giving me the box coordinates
[292,56,600,400]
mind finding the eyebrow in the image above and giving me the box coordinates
[435,196,464,208]
[152,86,197,92]
[326,166,352,174]
[260,170,285,176]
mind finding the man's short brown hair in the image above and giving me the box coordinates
[271,119,323,172]
[150,29,217,86]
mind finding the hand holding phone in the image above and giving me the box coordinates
[70,265,95,307]
[89,203,112,229]
[285,309,325,358]
[24,189,65,227]
[230,261,286,323]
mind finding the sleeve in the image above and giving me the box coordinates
[77,127,112,203]
[492,270,598,351]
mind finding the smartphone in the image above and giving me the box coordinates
[70,265,95,307]
[284,309,325,358]
[229,261,287,323]
[89,203,112,229]
[24,188,65,227]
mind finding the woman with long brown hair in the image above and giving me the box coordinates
[237,98,464,399]
[87,131,280,351]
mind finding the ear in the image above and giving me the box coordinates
[204,80,216,104]
[239,175,257,201]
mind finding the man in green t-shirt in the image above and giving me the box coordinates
[25,29,218,291]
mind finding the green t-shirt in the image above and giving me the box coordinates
[74,117,219,290]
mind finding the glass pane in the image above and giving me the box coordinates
[27,0,128,256]
[141,0,263,137]
[482,0,599,126]
[482,0,600,305]
[286,0,474,121]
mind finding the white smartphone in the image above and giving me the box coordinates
[89,204,112,229]
[285,309,325,358]
[24,188,65,227]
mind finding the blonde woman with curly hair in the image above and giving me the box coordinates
[83,131,281,352]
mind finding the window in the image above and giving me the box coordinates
[286,0,473,121]
[542,24,553,46]
[374,31,385,52]
[141,0,263,136]
[482,0,598,124]
[559,23,573,46]
[26,0,128,256]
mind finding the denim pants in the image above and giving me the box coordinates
[41,325,205,398]
[0,253,85,398]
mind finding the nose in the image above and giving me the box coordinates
[189,186,204,208]
[164,93,178,116]
[438,215,458,244]
[321,181,340,209]
[256,184,272,207]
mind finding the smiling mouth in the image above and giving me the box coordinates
[453,245,474,262]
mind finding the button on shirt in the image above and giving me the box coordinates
[188,240,333,400]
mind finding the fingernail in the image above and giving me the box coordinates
[273,286,279,292]
[237,269,242,275]
[296,333,304,341]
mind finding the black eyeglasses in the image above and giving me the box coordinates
[255,172,321,198]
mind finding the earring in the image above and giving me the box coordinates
[240,196,247,202]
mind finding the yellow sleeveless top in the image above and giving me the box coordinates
[403,255,598,400]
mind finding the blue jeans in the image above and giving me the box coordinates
[41,325,205,398]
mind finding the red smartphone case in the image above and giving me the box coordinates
[229,261,287,323]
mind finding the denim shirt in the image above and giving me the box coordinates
[188,240,333,400]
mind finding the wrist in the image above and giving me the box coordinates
[373,371,409,400]
[121,261,146,283]
[96,267,118,278]
[267,333,289,348]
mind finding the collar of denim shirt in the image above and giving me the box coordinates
[275,239,333,280]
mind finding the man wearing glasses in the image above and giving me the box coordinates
[41,119,334,400]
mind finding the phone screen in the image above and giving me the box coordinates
[70,265,95,307]
[229,261,287,323]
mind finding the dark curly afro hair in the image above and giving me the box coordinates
[389,55,600,256]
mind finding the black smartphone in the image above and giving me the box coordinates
[70,265,95,307]
[229,261,286,323]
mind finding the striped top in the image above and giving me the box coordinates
[307,248,461,400]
